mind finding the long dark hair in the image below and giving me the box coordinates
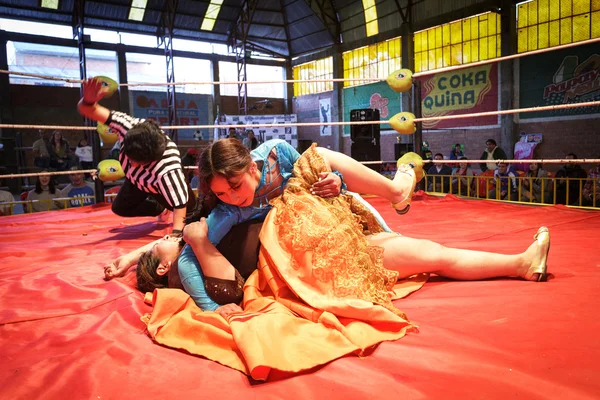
[35,171,57,194]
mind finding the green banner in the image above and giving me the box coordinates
[342,81,402,135]
[519,42,600,119]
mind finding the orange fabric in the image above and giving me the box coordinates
[145,146,427,380]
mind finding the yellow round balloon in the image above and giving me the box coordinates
[95,76,118,98]
[97,122,118,145]
[98,159,124,182]
[386,68,414,92]
[389,112,416,135]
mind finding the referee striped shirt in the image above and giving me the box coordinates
[106,111,189,209]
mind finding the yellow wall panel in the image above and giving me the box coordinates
[414,52,422,73]
[428,29,436,51]
[594,0,600,11]
[443,25,451,45]
[471,18,479,39]
[528,25,538,51]
[549,0,560,20]
[450,21,462,44]
[593,11,600,37]
[414,32,422,52]
[462,41,471,64]
[427,50,435,70]
[573,0,590,14]
[463,19,471,41]
[435,26,443,47]
[480,36,490,59]
[538,0,549,23]
[549,20,561,46]
[487,15,497,35]
[443,46,451,68]
[518,29,528,52]
[451,43,462,65]
[538,22,549,48]
[528,2,538,26]
[394,39,402,58]
[488,35,497,58]
[421,31,429,51]
[572,14,590,41]
[560,0,572,18]
[560,17,572,43]
[518,4,528,28]
[369,44,377,64]
[366,20,378,37]
[435,48,443,68]
[470,40,479,62]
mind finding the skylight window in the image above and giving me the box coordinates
[41,0,59,9]
[362,0,378,37]
[128,0,147,21]
[201,0,223,31]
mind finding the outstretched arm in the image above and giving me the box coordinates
[77,77,111,124]
[104,238,162,280]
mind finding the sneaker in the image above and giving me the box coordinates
[157,209,172,223]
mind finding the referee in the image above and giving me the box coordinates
[77,77,197,235]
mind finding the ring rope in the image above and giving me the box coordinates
[1,37,599,87]
[2,100,600,131]
[1,158,598,180]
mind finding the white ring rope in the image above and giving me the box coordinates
[2,100,599,131]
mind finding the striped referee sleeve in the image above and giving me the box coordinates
[158,168,189,209]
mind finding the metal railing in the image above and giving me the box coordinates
[423,174,599,209]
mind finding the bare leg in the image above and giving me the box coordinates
[367,232,543,281]
[316,147,415,206]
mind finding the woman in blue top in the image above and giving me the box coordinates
[163,139,549,314]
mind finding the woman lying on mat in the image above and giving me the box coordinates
[137,138,549,317]
[103,219,263,316]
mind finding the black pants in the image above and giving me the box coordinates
[111,179,200,221]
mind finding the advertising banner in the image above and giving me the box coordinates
[213,114,298,149]
[130,91,212,140]
[519,42,600,119]
[418,63,499,129]
[342,81,401,135]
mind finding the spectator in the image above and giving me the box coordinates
[48,130,75,171]
[63,166,95,208]
[27,171,64,212]
[181,148,200,184]
[242,129,259,150]
[75,138,94,171]
[521,162,549,203]
[489,162,518,201]
[576,157,599,207]
[227,127,239,140]
[548,153,587,205]
[449,143,464,160]
[479,139,507,173]
[0,189,14,216]
[32,129,51,169]
[427,153,452,193]
[451,157,474,196]
[109,140,120,160]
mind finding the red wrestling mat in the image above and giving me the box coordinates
[1,194,599,399]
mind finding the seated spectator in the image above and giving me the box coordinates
[75,138,94,171]
[547,153,587,205]
[48,130,76,171]
[451,157,474,196]
[243,130,259,150]
[109,140,120,160]
[521,162,548,203]
[488,162,518,201]
[63,166,95,208]
[427,153,452,193]
[0,189,14,216]
[449,143,464,160]
[577,158,599,207]
[32,129,51,169]
[479,139,508,173]
[181,148,200,184]
[27,171,65,212]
